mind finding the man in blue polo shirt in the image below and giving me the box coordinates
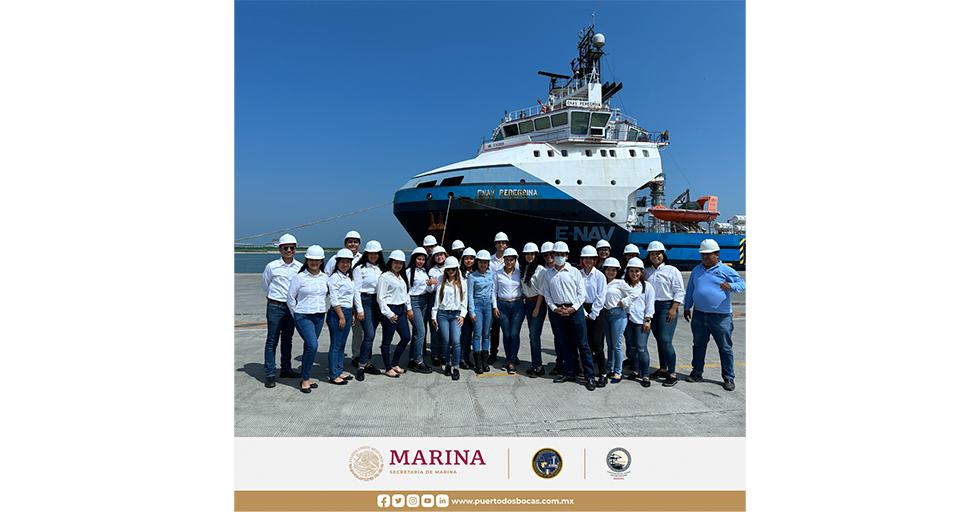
[683,239,746,391]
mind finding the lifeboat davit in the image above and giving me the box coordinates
[649,196,720,222]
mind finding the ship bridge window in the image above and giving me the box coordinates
[628,128,638,141]
[503,124,519,137]
[534,116,551,131]
[518,120,534,134]
[642,150,650,157]
[492,128,504,142]
[550,112,568,126]
[416,180,437,188]
[570,111,590,136]
[440,176,464,186]
[590,112,611,127]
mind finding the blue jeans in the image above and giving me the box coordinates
[496,299,524,364]
[690,310,735,380]
[624,320,651,379]
[471,298,493,352]
[652,301,678,374]
[523,298,546,367]
[380,304,411,371]
[425,291,438,356]
[550,307,595,379]
[356,294,382,367]
[264,301,295,377]
[437,310,462,367]
[460,314,473,363]
[604,307,628,375]
[548,307,575,369]
[410,295,427,362]
[294,312,325,381]
[326,307,352,380]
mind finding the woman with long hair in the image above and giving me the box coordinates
[431,257,467,381]
[286,245,329,393]
[352,240,386,380]
[492,247,524,374]
[467,250,495,374]
[643,241,685,387]
[520,243,547,377]
[622,257,656,388]
[579,245,607,386]
[425,245,449,367]
[457,248,478,369]
[406,247,434,373]
[599,257,639,384]
[325,248,357,386]
[377,250,413,378]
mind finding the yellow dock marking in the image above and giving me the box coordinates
[235,322,265,330]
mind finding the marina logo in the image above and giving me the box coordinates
[606,447,631,478]
[532,448,563,479]
[390,449,485,466]
[349,446,385,481]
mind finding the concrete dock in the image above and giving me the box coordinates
[234,272,746,437]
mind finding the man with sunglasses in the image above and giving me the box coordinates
[261,233,303,388]
[541,241,597,391]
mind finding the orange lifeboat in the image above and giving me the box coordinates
[649,196,720,222]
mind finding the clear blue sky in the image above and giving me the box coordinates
[235,1,745,249]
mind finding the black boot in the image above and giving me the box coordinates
[474,352,484,375]
[481,351,490,373]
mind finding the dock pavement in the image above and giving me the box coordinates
[234,272,746,437]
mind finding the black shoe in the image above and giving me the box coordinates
[363,365,382,375]
[662,375,678,387]
[444,365,452,376]
[597,375,608,388]
[553,375,576,383]
[507,365,516,374]
[460,359,472,370]
[355,368,365,381]
[300,386,311,393]
[623,358,633,368]
[723,378,736,391]
[585,379,596,391]
[452,368,460,381]
[407,360,417,369]
[627,372,639,381]
[279,368,301,378]
[686,372,703,382]
[412,361,433,373]
[264,377,276,388]
[640,378,651,388]
[488,353,498,364]
[652,368,669,380]
[432,355,445,366]
[481,351,490,373]
[534,367,546,377]
[328,379,348,386]
[549,365,564,376]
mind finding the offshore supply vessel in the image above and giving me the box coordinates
[392,20,745,270]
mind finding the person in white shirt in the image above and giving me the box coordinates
[451,239,466,261]
[541,241,597,391]
[406,247,434,373]
[487,232,511,365]
[457,248,478,370]
[595,239,612,268]
[539,241,565,376]
[431,257,468,381]
[324,230,363,274]
[326,248,358,385]
[520,243,547,377]
[620,244,641,278]
[261,233,302,388]
[425,245,449,366]
[643,241,686,387]
[352,241,386,380]
[377,250,413,378]
[600,258,639,383]
[287,245,329,394]
[622,257,656,388]
[492,247,524,374]
[579,245,608,386]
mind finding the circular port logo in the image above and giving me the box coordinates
[532,448,563,478]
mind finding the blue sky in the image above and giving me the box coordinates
[235,1,745,249]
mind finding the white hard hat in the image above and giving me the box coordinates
[344,230,361,240]
[451,239,465,250]
[336,248,354,259]
[522,242,539,253]
[444,256,460,269]
[602,257,621,268]
[278,233,297,246]
[411,246,427,257]
[540,241,554,253]
[494,232,509,242]
[305,245,325,260]
[626,257,645,269]
[432,245,447,255]
[580,245,598,258]
[423,235,437,246]
[476,250,491,260]
[647,241,665,252]
[624,244,639,254]
[462,247,477,257]
[364,240,383,252]
[699,239,721,253]
[596,239,611,249]
[503,248,519,258]
[552,241,570,253]
[389,250,406,262]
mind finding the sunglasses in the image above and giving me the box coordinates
[280,246,296,251]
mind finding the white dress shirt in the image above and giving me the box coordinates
[325,251,362,275]
[408,265,430,296]
[287,270,329,315]
[353,263,383,295]
[627,281,656,325]
[541,264,587,312]
[644,263,686,304]
[377,272,410,319]
[427,266,445,292]
[262,258,302,301]
[492,267,523,308]
[521,265,546,299]
[432,276,468,319]
[602,279,641,311]
[580,267,607,320]
[327,272,357,310]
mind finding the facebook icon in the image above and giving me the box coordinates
[377,494,390,508]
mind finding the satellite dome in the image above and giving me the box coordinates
[592,33,605,48]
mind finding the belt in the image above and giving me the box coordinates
[583,303,592,313]
[267,298,286,306]
[556,303,573,308]
[525,296,538,301]
[360,293,376,297]
[497,297,521,302]
[695,310,730,316]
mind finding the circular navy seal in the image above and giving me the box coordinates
[606,447,631,472]
[532,448,563,478]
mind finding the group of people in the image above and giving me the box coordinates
[261,230,745,394]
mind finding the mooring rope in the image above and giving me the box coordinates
[234,201,393,242]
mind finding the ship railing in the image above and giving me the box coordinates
[503,104,547,122]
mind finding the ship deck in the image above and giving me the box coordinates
[234,272,746,437]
